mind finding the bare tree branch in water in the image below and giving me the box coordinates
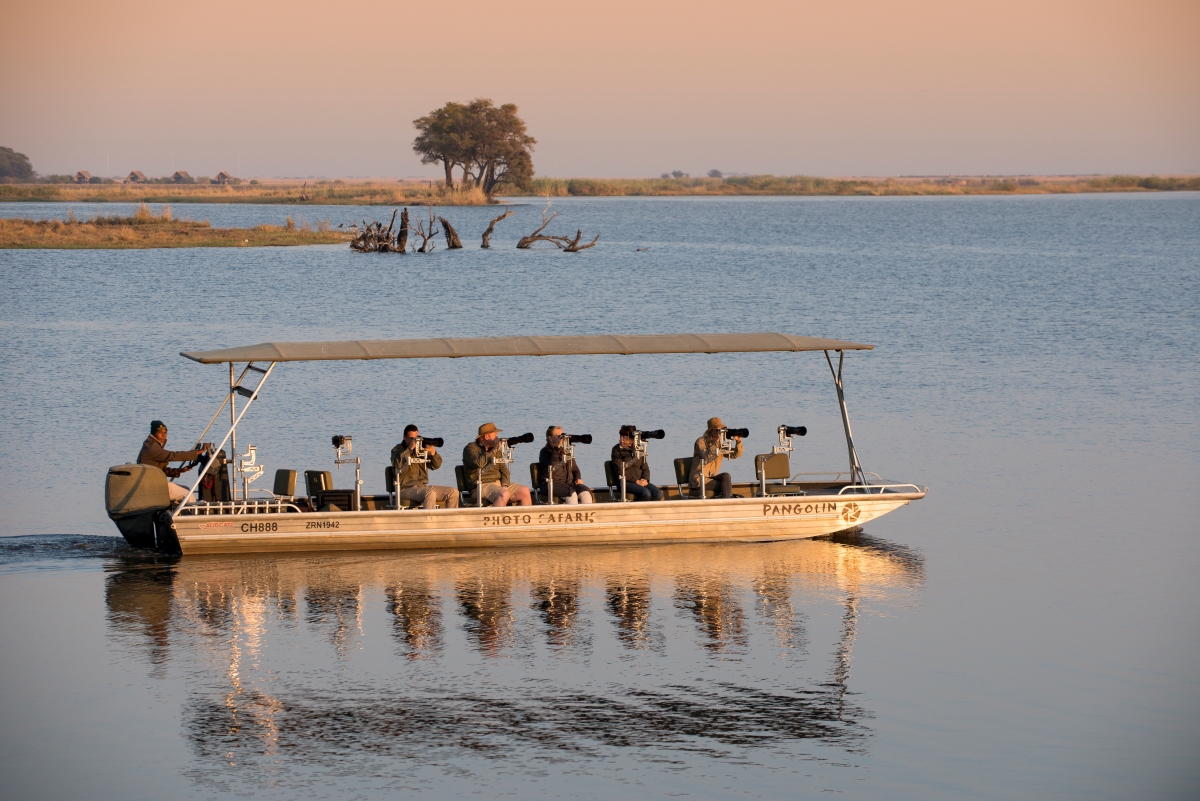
[438,217,463,249]
[409,203,440,253]
[480,207,513,249]
[516,200,562,249]
[560,229,600,252]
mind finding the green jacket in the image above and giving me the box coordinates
[689,433,743,487]
[462,440,510,486]
[390,442,444,490]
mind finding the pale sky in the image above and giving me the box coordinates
[2,0,1197,179]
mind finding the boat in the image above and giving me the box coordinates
[103,333,927,555]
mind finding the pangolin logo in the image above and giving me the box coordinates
[840,502,861,523]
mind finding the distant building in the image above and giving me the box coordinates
[213,171,233,184]
[172,171,192,183]
[74,171,91,183]
[126,170,147,183]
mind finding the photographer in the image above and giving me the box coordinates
[689,417,743,499]
[611,425,662,502]
[462,422,533,507]
[136,420,211,502]
[390,424,459,509]
[539,426,594,504]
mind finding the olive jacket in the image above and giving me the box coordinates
[137,436,203,479]
[688,434,743,488]
[390,442,444,490]
[610,444,651,484]
[462,440,510,486]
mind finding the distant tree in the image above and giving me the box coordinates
[671,170,687,179]
[661,173,670,179]
[413,99,535,195]
[0,147,34,181]
[707,169,723,178]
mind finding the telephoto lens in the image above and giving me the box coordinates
[332,435,348,448]
[506,432,535,445]
[783,426,807,437]
[724,428,750,438]
[423,437,445,448]
[566,434,593,445]
[638,429,666,440]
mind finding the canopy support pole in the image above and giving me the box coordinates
[173,361,277,517]
[825,349,866,486]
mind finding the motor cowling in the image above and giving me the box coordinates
[105,464,173,550]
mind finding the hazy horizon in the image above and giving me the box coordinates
[3,0,1197,180]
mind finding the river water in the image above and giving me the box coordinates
[0,194,1197,800]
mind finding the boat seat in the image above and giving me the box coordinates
[304,470,333,505]
[273,469,297,500]
[604,460,636,501]
[384,465,421,509]
[673,457,715,499]
[529,463,551,504]
[454,464,476,506]
[755,453,806,496]
[317,489,357,512]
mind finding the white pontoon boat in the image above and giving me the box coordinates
[104,333,926,555]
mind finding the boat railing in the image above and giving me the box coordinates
[789,470,885,484]
[836,482,925,495]
[177,499,303,515]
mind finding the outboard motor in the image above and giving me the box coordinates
[105,464,178,552]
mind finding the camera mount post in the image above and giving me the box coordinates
[237,444,264,502]
[332,435,361,511]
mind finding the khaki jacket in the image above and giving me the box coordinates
[137,436,202,479]
[390,443,443,490]
[462,440,510,486]
[689,434,742,487]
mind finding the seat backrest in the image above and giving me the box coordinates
[385,465,396,493]
[604,460,619,488]
[673,457,694,486]
[273,469,297,497]
[454,465,469,493]
[756,452,790,481]
[529,462,544,488]
[305,470,332,498]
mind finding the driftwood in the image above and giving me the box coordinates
[561,229,600,252]
[516,201,561,249]
[410,203,439,252]
[480,207,513,248]
[397,208,409,252]
[438,217,463,249]
[298,181,311,201]
[515,200,599,252]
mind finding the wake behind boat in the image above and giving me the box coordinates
[104,333,926,555]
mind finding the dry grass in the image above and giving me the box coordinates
[510,174,1200,198]
[0,203,347,249]
[0,180,493,206]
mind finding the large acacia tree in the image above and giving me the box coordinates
[412,99,535,196]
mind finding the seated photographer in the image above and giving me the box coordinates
[390,424,459,509]
[462,422,533,507]
[689,417,743,499]
[611,425,662,502]
[539,426,594,504]
[136,420,211,503]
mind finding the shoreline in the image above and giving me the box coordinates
[0,174,1195,207]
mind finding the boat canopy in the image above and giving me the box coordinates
[181,333,873,364]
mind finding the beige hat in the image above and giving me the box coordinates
[478,422,502,436]
[707,417,724,430]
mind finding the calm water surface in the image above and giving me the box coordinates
[0,194,1197,799]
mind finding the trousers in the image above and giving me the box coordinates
[398,485,459,509]
[625,482,663,502]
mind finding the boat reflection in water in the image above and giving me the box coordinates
[104,534,924,783]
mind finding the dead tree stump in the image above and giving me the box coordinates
[481,208,513,248]
[439,217,463,249]
[397,208,409,253]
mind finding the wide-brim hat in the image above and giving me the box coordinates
[478,422,502,436]
[707,417,724,430]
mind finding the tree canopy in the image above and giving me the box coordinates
[412,99,535,196]
[0,147,34,181]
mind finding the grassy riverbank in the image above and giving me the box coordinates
[1,174,1195,207]
[0,205,347,249]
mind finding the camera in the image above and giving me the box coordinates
[782,426,807,437]
[502,432,535,446]
[723,427,750,438]
[638,429,665,440]
[564,433,592,445]
[419,437,445,448]
[331,435,352,449]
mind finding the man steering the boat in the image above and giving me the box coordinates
[462,422,533,507]
[390,424,459,509]
[689,417,743,499]
[136,420,211,503]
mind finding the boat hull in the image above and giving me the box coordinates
[171,492,924,555]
